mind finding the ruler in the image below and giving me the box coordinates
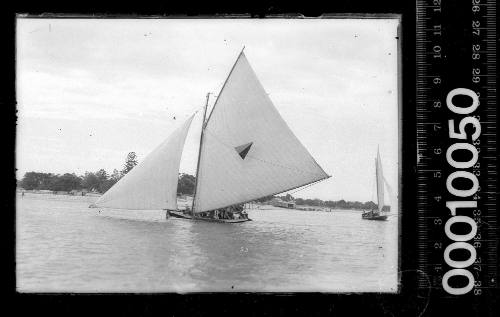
[416,0,497,302]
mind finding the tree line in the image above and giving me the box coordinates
[19,152,139,194]
[18,152,388,210]
[18,152,200,196]
[213,191,389,211]
[274,194,390,211]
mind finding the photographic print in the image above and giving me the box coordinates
[16,17,400,292]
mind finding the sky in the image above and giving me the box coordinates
[16,18,400,203]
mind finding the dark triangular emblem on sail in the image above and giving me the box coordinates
[235,142,253,159]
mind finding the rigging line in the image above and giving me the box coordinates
[286,178,327,195]
[371,160,376,203]
[194,176,329,214]
[203,128,326,177]
[204,49,245,127]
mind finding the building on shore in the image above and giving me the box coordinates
[270,197,296,209]
[69,189,88,196]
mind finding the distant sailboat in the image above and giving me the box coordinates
[94,49,330,223]
[362,147,388,221]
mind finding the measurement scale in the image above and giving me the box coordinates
[416,0,497,305]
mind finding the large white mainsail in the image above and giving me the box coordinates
[375,147,384,213]
[95,115,194,210]
[193,52,329,213]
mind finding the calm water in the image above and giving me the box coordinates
[16,193,399,292]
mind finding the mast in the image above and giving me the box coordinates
[375,156,379,210]
[191,48,245,214]
[375,146,383,213]
[191,92,210,216]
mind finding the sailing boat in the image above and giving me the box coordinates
[362,147,388,221]
[94,49,330,223]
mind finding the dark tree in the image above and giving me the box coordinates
[102,169,122,193]
[177,173,195,195]
[110,168,122,182]
[365,201,377,210]
[20,172,57,190]
[95,169,109,193]
[50,173,82,191]
[41,173,58,189]
[20,172,83,192]
[20,172,41,190]
[337,199,347,209]
[122,152,138,175]
[255,195,274,203]
[81,172,100,192]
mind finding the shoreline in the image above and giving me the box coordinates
[17,192,387,213]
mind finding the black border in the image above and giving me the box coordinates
[4,2,416,316]
[5,1,495,316]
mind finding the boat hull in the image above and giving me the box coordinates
[361,211,388,221]
[167,210,252,223]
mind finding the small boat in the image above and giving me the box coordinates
[362,210,388,221]
[362,147,389,221]
[167,210,251,223]
[93,48,330,223]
